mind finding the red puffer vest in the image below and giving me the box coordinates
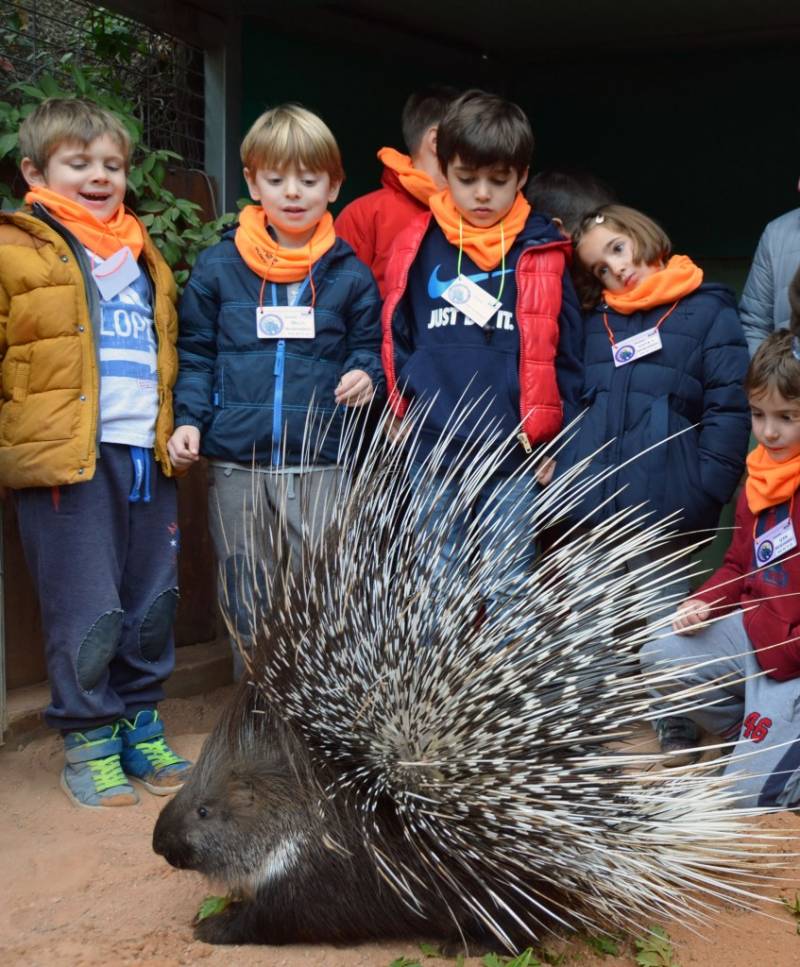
[381,211,570,447]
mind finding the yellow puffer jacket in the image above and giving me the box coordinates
[0,206,178,488]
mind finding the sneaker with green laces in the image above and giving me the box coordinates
[119,709,192,795]
[61,723,140,809]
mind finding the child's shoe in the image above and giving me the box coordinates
[655,715,702,767]
[61,723,140,809]
[119,709,192,795]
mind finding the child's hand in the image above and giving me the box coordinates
[384,414,410,445]
[535,457,556,486]
[335,369,373,407]
[672,598,711,635]
[168,425,201,469]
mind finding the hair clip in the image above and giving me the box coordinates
[792,335,800,361]
[594,213,605,225]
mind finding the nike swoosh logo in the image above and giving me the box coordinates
[427,264,513,300]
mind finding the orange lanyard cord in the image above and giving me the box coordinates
[602,299,680,348]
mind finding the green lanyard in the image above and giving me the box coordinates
[456,215,507,304]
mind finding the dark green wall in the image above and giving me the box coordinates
[242,21,799,288]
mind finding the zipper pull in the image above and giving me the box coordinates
[517,432,532,454]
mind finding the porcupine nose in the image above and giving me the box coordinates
[153,806,191,868]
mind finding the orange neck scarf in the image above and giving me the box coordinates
[746,445,800,514]
[428,189,531,272]
[25,185,143,261]
[234,205,336,283]
[603,255,703,315]
[377,147,438,205]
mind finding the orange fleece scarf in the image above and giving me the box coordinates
[25,185,144,261]
[377,147,438,205]
[428,189,531,272]
[235,205,336,283]
[745,445,800,514]
[603,255,703,315]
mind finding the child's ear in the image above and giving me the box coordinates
[20,157,47,189]
[327,180,342,204]
[517,166,530,192]
[242,167,260,203]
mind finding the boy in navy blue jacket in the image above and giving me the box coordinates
[169,104,382,675]
[381,90,583,619]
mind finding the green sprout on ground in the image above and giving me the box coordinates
[634,926,680,967]
[780,892,800,934]
[193,894,231,923]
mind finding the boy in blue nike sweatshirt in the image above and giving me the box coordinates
[381,90,583,620]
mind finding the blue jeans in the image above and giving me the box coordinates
[411,463,538,630]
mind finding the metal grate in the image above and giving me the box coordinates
[1,0,205,168]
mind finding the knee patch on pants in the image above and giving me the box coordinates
[76,609,124,691]
[139,587,179,662]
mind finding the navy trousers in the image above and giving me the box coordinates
[15,443,179,731]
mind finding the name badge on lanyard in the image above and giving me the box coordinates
[611,327,662,367]
[441,274,501,328]
[256,305,315,339]
[92,246,140,300]
[754,515,797,567]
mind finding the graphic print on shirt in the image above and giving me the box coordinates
[94,250,159,447]
[426,264,515,331]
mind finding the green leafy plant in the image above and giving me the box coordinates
[482,950,541,967]
[389,958,422,967]
[780,892,800,935]
[634,926,679,967]
[193,894,232,923]
[0,63,235,287]
[585,934,622,956]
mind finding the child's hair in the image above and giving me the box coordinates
[745,330,800,402]
[240,104,344,183]
[436,89,533,176]
[401,86,459,156]
[573,204,672,307]
[526,169,617,236]
[19,98,133,172]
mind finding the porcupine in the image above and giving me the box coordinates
[154,404,779,951]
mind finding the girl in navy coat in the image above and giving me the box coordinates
[563,205,750,636]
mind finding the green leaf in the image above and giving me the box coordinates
[194,894,231,922]
[0,131,18,160]
[38,74,63,98]
[388,958,422,967]
[418,942,441,957]
[482,955,508,967]
[586,934,621,956]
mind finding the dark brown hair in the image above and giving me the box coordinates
[436,89,533,176]
[745,329,800,402]
[401,86,458,155]
[526,169,617,236]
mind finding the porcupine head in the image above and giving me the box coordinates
[153,678,450,947]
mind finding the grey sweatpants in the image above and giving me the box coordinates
[15,443,179,731]
[207,461,344,677]
[640,610,800,807]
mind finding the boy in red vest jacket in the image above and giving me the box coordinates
[335,87,456,296]
[381,89,583,623]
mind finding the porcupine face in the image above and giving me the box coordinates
[153,686,310,895]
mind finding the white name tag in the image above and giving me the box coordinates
[256,306,315,339]
[441,274,501,328]
[611,327,662,367]
[754,516,797,567]
[92,246,140,300]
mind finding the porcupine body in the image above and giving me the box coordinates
[154,406,777,950]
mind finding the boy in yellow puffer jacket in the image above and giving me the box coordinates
[0,98,191,808]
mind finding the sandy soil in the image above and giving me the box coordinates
[2,686,799,967]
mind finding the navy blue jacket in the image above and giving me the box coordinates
[561,283,750,532]
[173,231,383,466]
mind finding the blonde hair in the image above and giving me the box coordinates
[19,98,133,172]
[573,204,672,307]
[240,104,344,183]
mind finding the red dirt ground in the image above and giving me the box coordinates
[1,685,799,967]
